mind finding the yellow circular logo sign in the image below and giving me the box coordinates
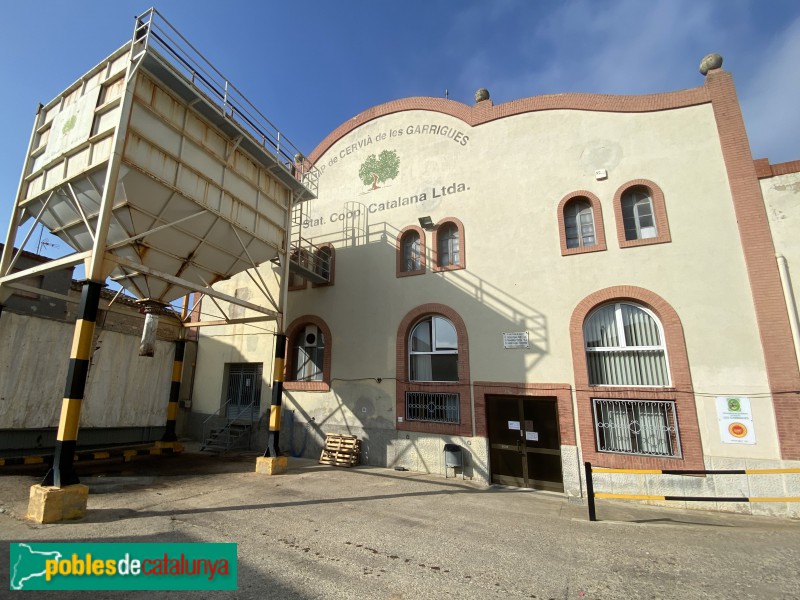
[728,422,748,438]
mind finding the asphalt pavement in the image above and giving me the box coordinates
[1,448,799,599]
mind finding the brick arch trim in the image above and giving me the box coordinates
[613,179,671,248]
[307,88,710,165]
[396,303,472,436]
[432,216,466,272]
[557,190,607,256]
[283,315,333,392]
[569,286,703,469]
[396,225,426,277]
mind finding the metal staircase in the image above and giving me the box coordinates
[201,399,256,453]
[287,203,330,284]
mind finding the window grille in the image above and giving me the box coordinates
[593,398,681,457]
[405,392,460,423]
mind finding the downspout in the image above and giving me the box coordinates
[776,254,800,370]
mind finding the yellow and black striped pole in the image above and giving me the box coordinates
[264,334,286,458]
[160,339,185,442]
[43,281,102,488]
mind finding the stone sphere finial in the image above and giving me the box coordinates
[699,53,723,76]
[474,88,490,103]
[294,152,305,163]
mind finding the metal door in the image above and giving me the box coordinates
[487,396,563,492]
[225,363,262,420]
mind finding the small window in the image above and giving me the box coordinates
[409,316,458,381]
[292,325,325,381]
[593,398,681,457]
[564,198,596,248]
[621,187,656,241]
[584,302,669,386]
[437,223,460,267]
[402,231,422,272]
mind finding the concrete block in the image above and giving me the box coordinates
[255,456,288,475]
[154,441,184,452]
[27,484,89,523]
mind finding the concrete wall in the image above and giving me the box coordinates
[0,284,183,451]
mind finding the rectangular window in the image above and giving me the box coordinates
[405,392,460,423]
[295,346,324,381]
[593,398,680,457]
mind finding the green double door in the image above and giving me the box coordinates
[487,396,564,492]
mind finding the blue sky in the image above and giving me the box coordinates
[1,0,798,257]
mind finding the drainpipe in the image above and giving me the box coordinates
[776,254,800,370]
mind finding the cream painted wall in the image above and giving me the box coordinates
[194,102,785,464]
[283,105,777,460]
[762,170,800,337]
[191,266,279,416]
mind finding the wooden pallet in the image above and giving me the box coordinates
[319,434,361,467]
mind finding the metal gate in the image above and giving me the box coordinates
[226,363,262,421]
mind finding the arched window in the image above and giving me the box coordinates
[402,230,422,272]
[290,324,325,382]
[584,302,669,386]
[564,197,596,248]
[437,222,460,268]
[409,316,458,382]
[621,186,656,241]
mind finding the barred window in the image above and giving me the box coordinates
[593,398,681,457]
[584,302,669,386]
[406,392,460,423]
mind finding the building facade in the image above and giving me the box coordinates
[190,58,800,517]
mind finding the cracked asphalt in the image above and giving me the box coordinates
[1,449,799,599]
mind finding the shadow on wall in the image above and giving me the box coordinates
[277,215,552,479]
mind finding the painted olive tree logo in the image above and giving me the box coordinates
[62,114,77,135]
[358,149,399,190]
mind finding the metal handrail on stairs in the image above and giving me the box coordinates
[201,399,257,453]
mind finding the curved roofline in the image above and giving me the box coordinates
[308,83,711,165]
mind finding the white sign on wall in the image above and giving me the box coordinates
[503,332,529,349]
[716,396,756,444]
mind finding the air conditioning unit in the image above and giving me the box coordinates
[303,325,319,347]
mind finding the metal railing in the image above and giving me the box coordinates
[592,398,681,458]
[201,398,257,452]
[133,8,320,195]
[406,392,460,423]
[584,462,800,521]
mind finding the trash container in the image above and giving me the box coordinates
[443,443,464,479]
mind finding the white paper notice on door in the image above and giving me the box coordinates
[508,421,521,430]
[526,431,539,441]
